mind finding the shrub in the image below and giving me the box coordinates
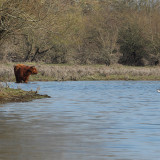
[117,24,149,66]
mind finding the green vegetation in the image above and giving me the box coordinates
[0,86,50,104]
[1,0,160,66]
[117,24,149,66]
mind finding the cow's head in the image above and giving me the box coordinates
[28,66,38,74]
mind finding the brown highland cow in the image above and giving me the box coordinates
[14,64,38,83]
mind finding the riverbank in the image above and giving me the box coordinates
[0,87,50,104]
[1,62,160,81]
[0,63,160,103]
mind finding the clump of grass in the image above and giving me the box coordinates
[0,83,50,104]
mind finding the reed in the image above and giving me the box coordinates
[1,62,160,81]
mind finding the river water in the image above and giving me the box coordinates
[0,81,160,160]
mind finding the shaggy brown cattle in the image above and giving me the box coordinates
[14,64,38,83]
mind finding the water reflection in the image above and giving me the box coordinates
[1,81,160,160]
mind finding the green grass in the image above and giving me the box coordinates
[0,87,50,104]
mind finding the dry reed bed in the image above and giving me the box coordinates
[0,63,160,81]
[36,64,160,81]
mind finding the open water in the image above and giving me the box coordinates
[0,81,160,160]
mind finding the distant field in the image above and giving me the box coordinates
[1,62,160,82]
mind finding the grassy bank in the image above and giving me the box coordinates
[0,86,50,104]
[0,62,160,81]
[1,63,160,103]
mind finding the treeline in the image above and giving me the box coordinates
[1,0,160,66]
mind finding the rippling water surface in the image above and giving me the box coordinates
[1,81,160,160]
